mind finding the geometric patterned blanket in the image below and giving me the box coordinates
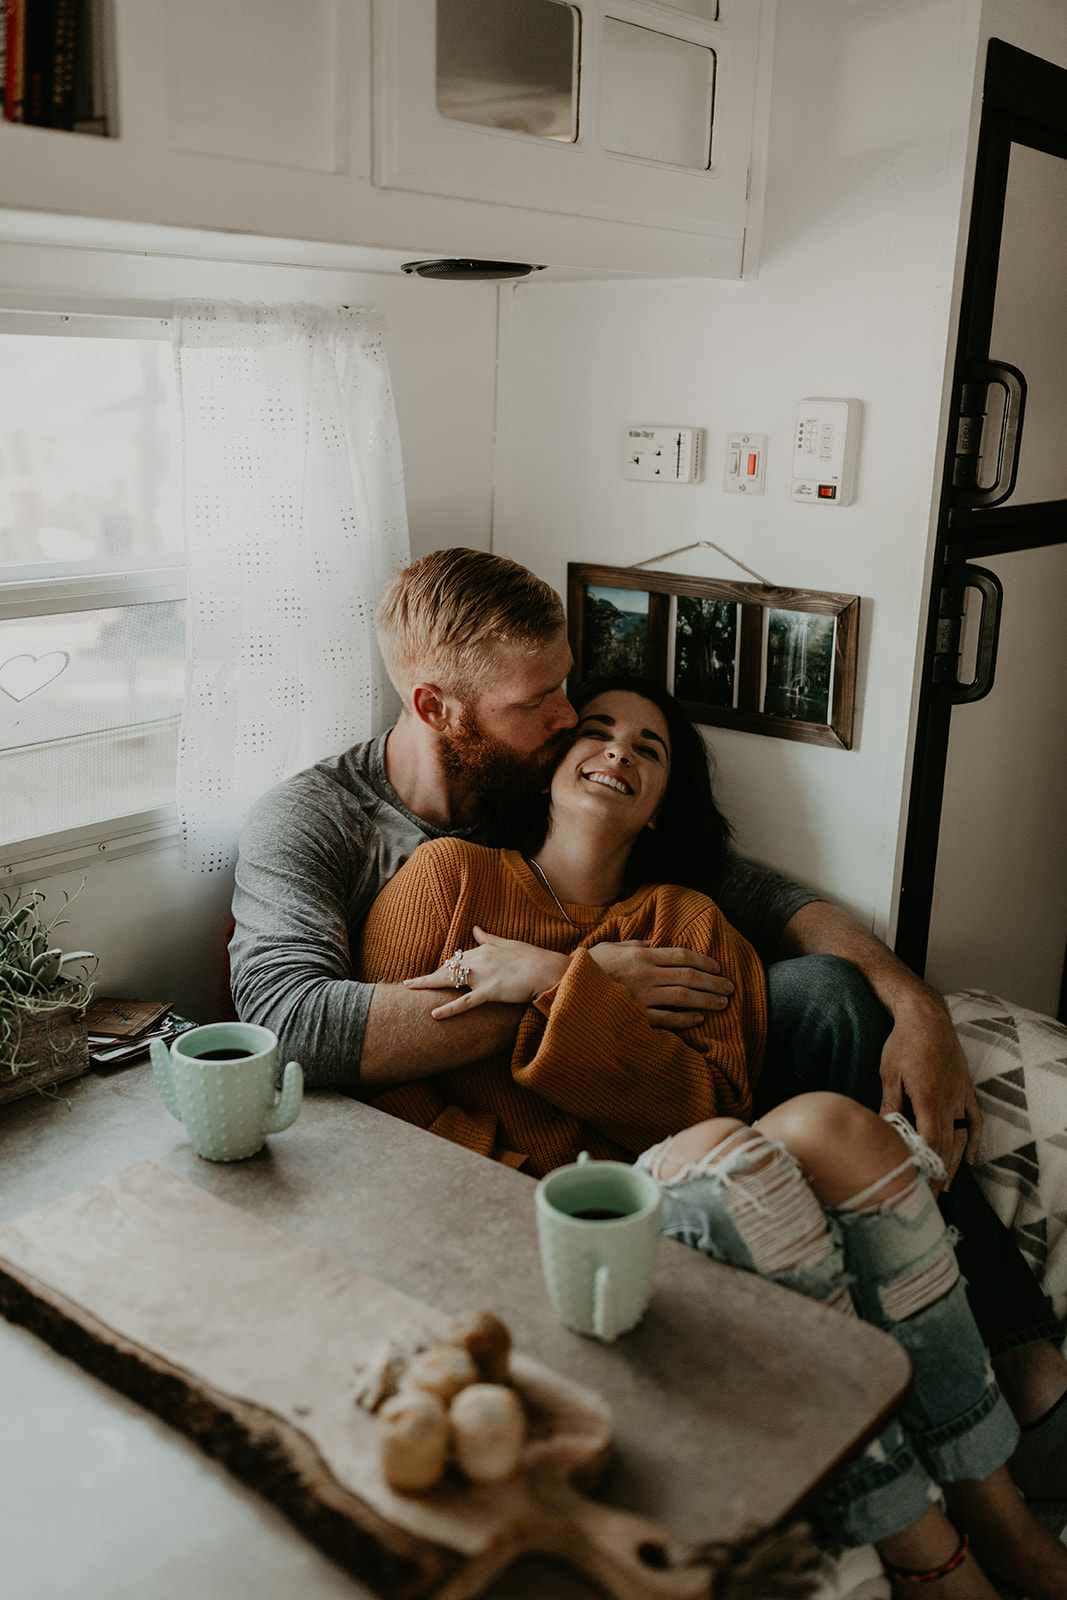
[811,986,1067,1600]
[814,990,1067,1600]
[946,988,1067,1332]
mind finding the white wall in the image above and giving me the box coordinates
[494,0,988,938]
[1,233,500,1021]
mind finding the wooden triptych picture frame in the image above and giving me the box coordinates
[567,564,860,749]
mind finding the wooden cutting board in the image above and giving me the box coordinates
[0,1162,712,1600]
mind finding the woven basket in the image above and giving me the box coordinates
[0,999,89,1105]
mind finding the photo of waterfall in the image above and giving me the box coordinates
[764,608,836,723]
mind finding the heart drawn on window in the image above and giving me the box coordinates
[0,652,72,703]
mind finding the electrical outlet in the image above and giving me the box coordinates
[623,426,702,483]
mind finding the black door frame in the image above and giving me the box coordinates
[895,40,1067,998]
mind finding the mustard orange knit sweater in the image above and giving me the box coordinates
[357,840,767,1178]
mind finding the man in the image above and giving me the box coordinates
[231,547,746,1089]
[230,547,1066,1491]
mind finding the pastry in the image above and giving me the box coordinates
[375,1389,449,1492]
[402,1342,479,1404]
[443,1309,512,1384]
[449,1383,526,1485]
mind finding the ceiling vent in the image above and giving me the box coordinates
[401,259,546,280]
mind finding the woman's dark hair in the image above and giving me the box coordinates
[494,675,734,898]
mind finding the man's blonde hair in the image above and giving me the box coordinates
[377,548,566,703]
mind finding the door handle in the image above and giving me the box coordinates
[951,359,1026,508]
[932,564,1003,704]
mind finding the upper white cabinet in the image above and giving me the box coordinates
[0,0,775,278]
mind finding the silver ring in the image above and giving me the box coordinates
[445,949,471,989]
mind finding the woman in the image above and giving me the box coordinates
[358,676,763,1174]
[357,678,1067,1596]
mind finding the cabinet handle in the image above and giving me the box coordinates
[932,564,1003,704]
[951,359,1026,508]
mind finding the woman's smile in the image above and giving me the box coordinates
[581,768,633,795]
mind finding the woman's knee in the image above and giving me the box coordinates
[758,1092,914,1209]
[759,1090,870,1150]
[651,1116,751,1179]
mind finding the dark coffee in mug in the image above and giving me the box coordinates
[190,1047,256,1060]
[570,1207,627,1221]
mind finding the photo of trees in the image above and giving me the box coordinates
[581,586,651,678]
[673,596,738,708]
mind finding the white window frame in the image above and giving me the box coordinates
[0,306,186,886]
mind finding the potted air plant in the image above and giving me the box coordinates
[0,886,98,1105]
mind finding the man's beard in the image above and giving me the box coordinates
[439,705,571,801]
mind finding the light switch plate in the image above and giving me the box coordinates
[724,432,767,494]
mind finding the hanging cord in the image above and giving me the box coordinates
[629,540,776,587]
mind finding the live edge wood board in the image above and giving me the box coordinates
[0,1162,712,1600]
[568,564,860,750]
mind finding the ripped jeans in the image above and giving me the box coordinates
[636,1118,1020,1548]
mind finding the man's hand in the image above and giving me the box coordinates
[777,901,981,1191]
[877,989,982,1190]
[587,940,733,1028]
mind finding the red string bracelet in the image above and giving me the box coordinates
[882,1533,970,1584]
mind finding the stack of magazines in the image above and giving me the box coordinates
[86,998,197,1071]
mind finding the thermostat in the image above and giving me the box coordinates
[623,426,703,483]
[791,399,861,505]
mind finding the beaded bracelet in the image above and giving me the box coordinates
[882,1533,970,1584]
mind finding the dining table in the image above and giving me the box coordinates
[0,1065,911,1600]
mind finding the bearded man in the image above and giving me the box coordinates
[230,547,733,1086]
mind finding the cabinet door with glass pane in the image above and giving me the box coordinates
[374,0,772,275]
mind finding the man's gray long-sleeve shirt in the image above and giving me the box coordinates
[229,732,819,1090]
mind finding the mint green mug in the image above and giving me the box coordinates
[150,1022,302,1162]
[535,1154,662,1342]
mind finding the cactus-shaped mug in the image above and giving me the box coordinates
[535,1153,662,1342]
[151,1022,302,1161]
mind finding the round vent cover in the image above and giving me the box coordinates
[401,259,546,281]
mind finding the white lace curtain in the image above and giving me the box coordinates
[173,301,410,873]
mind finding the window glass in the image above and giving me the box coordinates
[0,328,185,856]
[0,602,185,844]
[0,333,182,570]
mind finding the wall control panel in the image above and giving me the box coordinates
[791,398,861,505]
[724,431,767,494]
[623,426,703,483]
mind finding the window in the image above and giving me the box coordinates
[0,315,185,879]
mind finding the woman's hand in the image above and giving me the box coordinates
[404,928,570,1019]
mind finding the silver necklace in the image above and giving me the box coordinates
[527,856,580,928]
